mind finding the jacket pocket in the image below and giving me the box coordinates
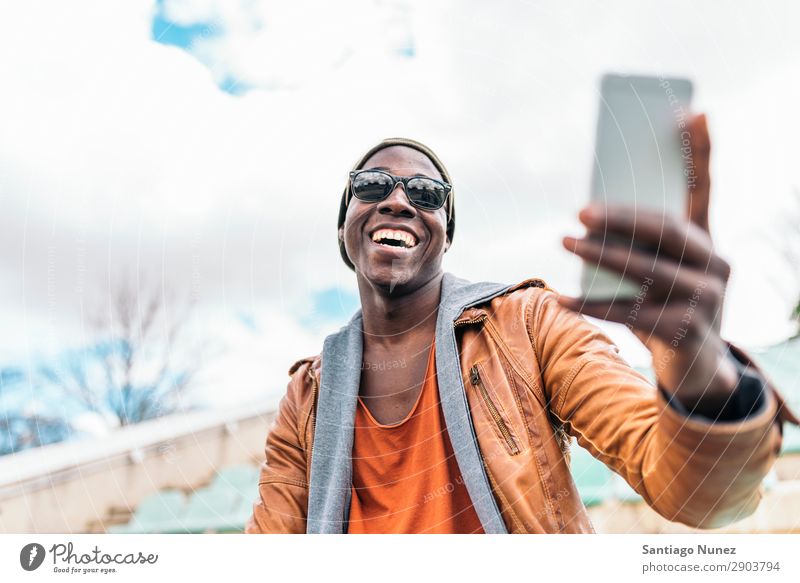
[469,364,521,456]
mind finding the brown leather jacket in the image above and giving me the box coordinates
[246,278,798,533]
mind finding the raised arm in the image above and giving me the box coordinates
[543,112,799,527]
[534,289,791,528]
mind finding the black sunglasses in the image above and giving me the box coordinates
[348,169,452,211]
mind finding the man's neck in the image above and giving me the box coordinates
[357,272,444,348]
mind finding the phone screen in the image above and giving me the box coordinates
[580,74,694,301]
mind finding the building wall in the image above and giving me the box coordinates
[0,408,275,533]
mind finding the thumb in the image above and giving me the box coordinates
[686,113,711,234]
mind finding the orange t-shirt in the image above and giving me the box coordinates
[347,342,485,534]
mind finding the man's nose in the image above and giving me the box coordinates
[376,183,416,217]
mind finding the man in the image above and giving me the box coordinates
[246,115,798,533]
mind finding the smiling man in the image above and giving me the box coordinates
[246,121,798,534]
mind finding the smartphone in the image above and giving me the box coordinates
[580,73,694,301]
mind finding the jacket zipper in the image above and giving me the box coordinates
[454,314,487,328]
[482,317,546,409]
[469,365,520,455]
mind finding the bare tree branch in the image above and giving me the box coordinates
[35,271,210,431]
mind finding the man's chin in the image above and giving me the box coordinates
[359,262,420,294]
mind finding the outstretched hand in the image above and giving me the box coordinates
[557,114,739,410]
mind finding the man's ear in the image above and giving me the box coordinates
[338,226,344,243]
[444,239,451,253]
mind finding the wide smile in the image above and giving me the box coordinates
[370,227,418,249]
[364,227,421,258]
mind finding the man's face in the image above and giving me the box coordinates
[341,145,449,294]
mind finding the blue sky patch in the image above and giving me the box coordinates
[151,0,220,51]
[300,287,360,330]
[152,0,252,95]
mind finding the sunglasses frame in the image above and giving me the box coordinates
[348,169,452,213]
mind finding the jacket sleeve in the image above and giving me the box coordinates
[531,289,796,529]
[245,365,310,534]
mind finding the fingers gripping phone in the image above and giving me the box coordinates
[580,73,694,301]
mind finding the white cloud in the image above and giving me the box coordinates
[188,302,331,407]
[1,0,799,406]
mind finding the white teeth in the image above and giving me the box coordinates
[371,228,417,248]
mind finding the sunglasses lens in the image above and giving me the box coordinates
[407,177,446,210]
[352,171,393,202]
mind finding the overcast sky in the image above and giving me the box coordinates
[1,0,799,408]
